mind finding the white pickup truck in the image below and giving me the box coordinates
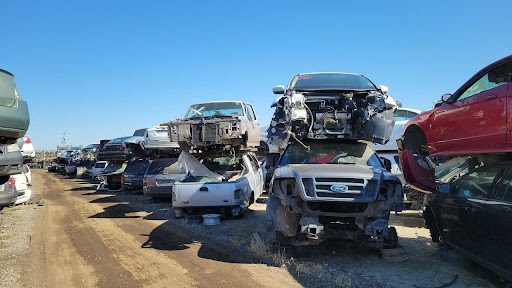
[172,152,264,218]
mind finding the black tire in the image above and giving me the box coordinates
[424,208,440,243]
[276,231,289,246]
[249,192,255,205]
[384,227,398,249]
[403,126,429,156]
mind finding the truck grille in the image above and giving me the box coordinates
[302,177,375,199]
[192,124,202,143]
[203,123,217,142]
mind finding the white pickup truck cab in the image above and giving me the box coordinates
[172,152,264,218]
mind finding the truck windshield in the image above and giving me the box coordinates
[279,141,383,168]
[146,158,182,175]
[184,102,244,119]
[290,73,376,91]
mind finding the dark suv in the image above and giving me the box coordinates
[424,161,512,282]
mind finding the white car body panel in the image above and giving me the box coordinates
[12,172,31,205]
[20,137,35,160]
[144,126,179,150]
[22,164,31,185]
[371,107,422,152]
[92,161,108,179]
[173,154,264,210]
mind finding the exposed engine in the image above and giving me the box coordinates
[267,90,397,153]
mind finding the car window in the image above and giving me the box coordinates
[394,110,418,121]
[125,160,150,174]
[453,167,501,199]
[246,104,256,121]
[494,169,512,203]
[457,64,511,101]
[247,155,259,172]
[146,158,182,175]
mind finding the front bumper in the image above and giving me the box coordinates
[0,99,30,141]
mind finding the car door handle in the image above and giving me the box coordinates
[486,94,497,100]
[199,187,208,192]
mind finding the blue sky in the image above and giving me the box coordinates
[1,1,511,149]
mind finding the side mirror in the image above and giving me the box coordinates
[441,93,452,102]
[436,182,450,194]
[379,85,389,95]
[272,85,285,95]
[380,157,392,172]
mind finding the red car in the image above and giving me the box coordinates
[399,55,512,192]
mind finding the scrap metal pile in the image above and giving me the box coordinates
[168,101,260,152]
[267,72,397,153]
[165,101,264,218]
[265,72,403,247]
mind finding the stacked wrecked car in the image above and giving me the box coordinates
[0,69,35,209]
[398,55,512,282]
[167,101,264,218]
[265,72,403,248]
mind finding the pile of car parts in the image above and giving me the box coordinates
[165,101,265,219]
[265,72,403,248]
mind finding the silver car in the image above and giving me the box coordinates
[143,158,186,199]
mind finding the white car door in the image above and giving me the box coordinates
[244,103,260,147]
[245,154,263,199]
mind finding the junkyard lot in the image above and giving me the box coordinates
[0,169,503,288]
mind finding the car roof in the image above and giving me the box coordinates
[189,101,245,105]
[297,72,360,76]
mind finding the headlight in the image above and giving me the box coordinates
[234,189,243,200]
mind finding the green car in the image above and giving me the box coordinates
[0,69,30,144]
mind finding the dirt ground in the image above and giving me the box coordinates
[0,169,507,288]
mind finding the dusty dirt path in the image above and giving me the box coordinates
[25,169,301,288]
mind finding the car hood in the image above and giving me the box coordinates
[275,164,376,180]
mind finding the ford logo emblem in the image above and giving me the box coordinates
[330,185,348,193]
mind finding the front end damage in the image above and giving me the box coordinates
[267,91,397,153]
[168,117,245,149]
[266,165,402,247]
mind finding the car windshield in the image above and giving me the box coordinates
[184,102,244,119]
[109,137,130,144]
[394,109,419,121]
[279,141,383,168]
[125,160,150,174]
[85,144,99,149]
[436,157,473,182]
[290,73,376,91]
[146,158,183,175]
